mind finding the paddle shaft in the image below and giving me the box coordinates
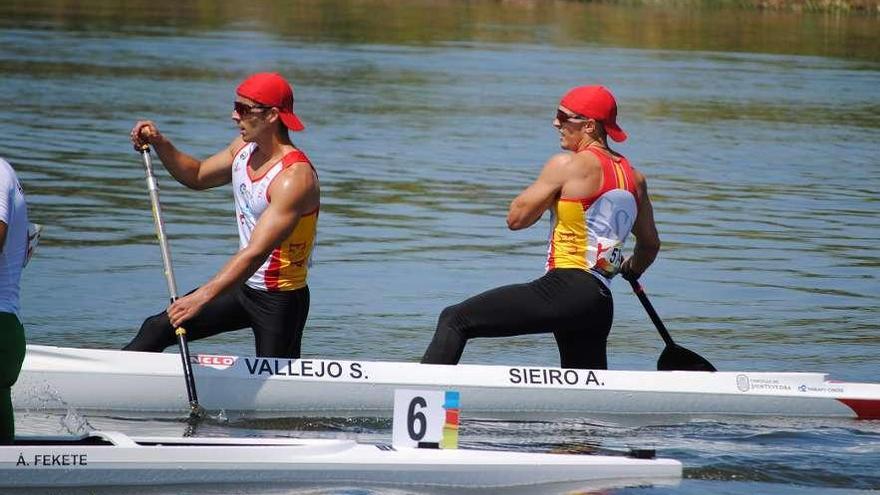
[139,147,201,415]
[626,278,676,347]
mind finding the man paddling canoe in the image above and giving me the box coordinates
[422,86,660,369]
[123,73,320,359]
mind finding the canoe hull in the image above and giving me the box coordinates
[2,432,682,489]
[13,345,880,420]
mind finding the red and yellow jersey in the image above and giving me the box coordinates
[545,148,638,286]
[232,142,318,292]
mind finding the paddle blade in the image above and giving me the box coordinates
[657,344,716,372]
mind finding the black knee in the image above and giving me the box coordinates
[421,304,469,365]
[437,304,467,335]
[123,313,175,352]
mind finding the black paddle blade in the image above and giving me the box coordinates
[657,344,717,372]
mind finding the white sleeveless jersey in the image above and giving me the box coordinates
[0,158,29,315]
[231,143,318,292]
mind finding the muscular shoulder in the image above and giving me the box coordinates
[545,152,575,168]
[539,152,604,191]
[268,162,319,210]
[281,161,317,186]
[539,152,580,181]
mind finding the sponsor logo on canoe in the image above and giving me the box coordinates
[744,377,792,391]
[798,384,844,394]
[508,367,604,387]
[16,453,88,467]
[736,374,750,392]
[193,354,237,370]
[244,358,366,380]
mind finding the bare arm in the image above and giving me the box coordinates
[166,163,319,327]
[131,121,238,190]
[622,169,661,278]
[0,221,7,253]
[506,153,571,230]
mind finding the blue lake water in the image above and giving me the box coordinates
[1,1,878,493]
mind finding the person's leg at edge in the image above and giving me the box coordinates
[122,287,251,352]
[421,271,571,365]
[0,312,26,444]
[245,285,310,359]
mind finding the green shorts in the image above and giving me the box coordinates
[1,311,25,443]
[0,312,25,388]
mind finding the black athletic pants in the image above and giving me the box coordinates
[123,284,310,359]
[421,269,613,369]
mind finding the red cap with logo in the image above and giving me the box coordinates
[560,85,626,142]
[236,72,305,131]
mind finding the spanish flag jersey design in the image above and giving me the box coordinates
[545,148,639,287]
[232,142,318,292]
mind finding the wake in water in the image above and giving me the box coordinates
[15,381,94,436]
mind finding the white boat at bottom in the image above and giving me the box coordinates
[2,431,681,490]
[14,345,880,420]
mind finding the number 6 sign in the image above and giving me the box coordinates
[392,389,460,449]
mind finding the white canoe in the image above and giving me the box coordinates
[13,345,880,420]
[2,431,681,490]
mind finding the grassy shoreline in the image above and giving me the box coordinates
[594,0,880,14]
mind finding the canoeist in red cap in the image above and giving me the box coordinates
[422,86,660,369]
[124,73,320,359]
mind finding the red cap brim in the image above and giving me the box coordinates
[280,111,305,132]
[605,122,627,142]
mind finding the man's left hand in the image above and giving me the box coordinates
[168,290,210,329]
[620,258,641,282]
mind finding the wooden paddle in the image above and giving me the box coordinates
[138,146,205,421]
[623,273,716,372]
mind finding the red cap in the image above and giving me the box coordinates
[559,85,626,142]
[236,72,305,131]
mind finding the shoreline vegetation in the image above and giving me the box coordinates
[2,0,879,17]
[614,0,879,14]
[2,1,878,61]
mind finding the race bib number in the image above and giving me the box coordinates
[593,240,624,278]
[392,389,460,449]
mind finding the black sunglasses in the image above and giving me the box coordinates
[234,101,272,117]
[555,108,589,124]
